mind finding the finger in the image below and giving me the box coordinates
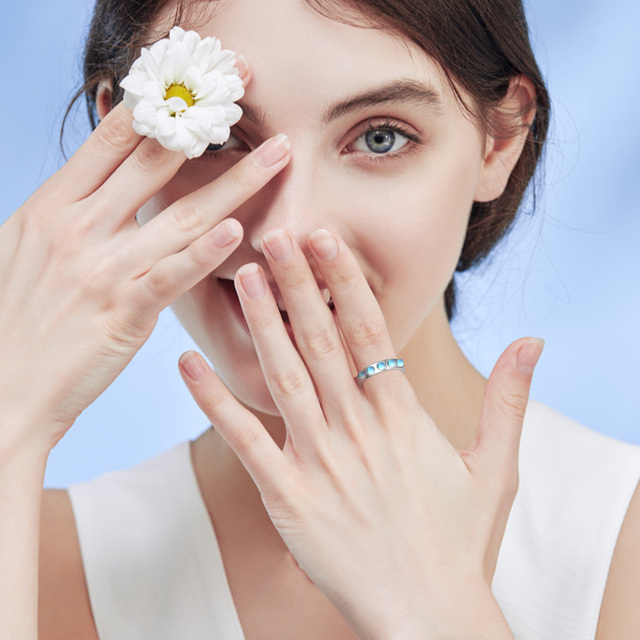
[131,218,243,319]
[235,54,252,86]
[308,230,408,401]
[261,228,357,416]
[133,134,291,270]
[235,262,330,458]
[178,350,292,501]
[53,103,143,202]
[90,137,187,228]
[471,337,544,475]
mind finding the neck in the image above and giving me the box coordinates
[191,300,486,540]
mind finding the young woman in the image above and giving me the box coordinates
[1,0,639,638]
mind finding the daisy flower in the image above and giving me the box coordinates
[120,26,244,159]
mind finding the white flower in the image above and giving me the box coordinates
[120,26,244,159]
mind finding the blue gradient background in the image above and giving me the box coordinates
[2,1,638,487]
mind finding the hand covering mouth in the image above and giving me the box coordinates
[216,276,334,321]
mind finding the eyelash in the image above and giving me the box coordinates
[347,117,422,164]
[202,117,423,163]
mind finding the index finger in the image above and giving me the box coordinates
[53,102,143,203]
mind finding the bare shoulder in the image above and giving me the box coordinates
[39,489,99,640]
[596,478,640,639]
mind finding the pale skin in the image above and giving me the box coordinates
[0,0,638,638]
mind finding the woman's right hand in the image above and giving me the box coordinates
[0,102,291,456]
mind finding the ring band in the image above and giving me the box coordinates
[356,359,405,387]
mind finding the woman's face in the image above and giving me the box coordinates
[141,0,493,414]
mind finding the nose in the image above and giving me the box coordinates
[238,159,328,256]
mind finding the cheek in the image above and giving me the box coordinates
[337,147,482,345]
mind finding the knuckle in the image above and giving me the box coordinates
[171,201,202,235]
[131,139,169,170]
[498,387,528,421]
[271,367,308,399]
[348,316,386,348]
[303,326,342,359]
[249,309,279,333]
[145,266,173,296]
[96,111,133,152]
[190,243,215,271]
[231,418,262,452]
[228,164,254,195]
[326,265,357,290]
[279,270,307,293]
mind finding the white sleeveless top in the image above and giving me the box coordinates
[68,401,640,640]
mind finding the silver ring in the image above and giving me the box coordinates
[356,359,405,387]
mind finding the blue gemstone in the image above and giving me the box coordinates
[397,359,404,368]
[377,361,386,370]
[358,371,367,380]
[366,366,376,375]
[387,359,396,368]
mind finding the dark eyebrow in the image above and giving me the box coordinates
[236,101,268,128]
[322,79,444,124]
[237,79,443,129]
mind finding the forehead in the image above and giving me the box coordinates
[158,0,450,119]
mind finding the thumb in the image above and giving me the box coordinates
[471,337,545,472]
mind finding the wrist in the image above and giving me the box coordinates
[363,583,512,640]
[0,414,58,469]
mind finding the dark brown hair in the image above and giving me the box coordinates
[65,0,550,318]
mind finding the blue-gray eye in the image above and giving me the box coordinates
[352,128,410,155]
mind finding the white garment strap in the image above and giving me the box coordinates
[493,402,640,640]
[69,442,246,640]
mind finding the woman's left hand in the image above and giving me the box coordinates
[179,228,543,640]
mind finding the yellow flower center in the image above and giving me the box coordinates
[164,84,195,107]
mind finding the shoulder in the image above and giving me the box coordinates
[596,478,640,638]
[39,488,98,640]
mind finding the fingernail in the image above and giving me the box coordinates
[263,228,294,263]
[310,229,338,261]
[236,54,249,79]
[179,351,206,381]
[517,338,545,375]
[255,133,290,168]
[212,219,242,248]
[237,263,266,300]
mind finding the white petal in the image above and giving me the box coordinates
[165,96,189,114]
[142,80,165,106]
[183,107,214,131]
[120,73,146,97]
[122,91,140,110]
[137,48,160,83]
[182,29,200,54]
[183,66,203,94]
[175,119,196,150]
[187,138,209,159]
[162,41,190,85]
[208,125,232,144]
[156,110,177,137]
[210,50,236,73]
[169,26,186,42]
[149,39,171,67]
[223,103,243,126]
[175,39,192,69]
[132,99,159,126]
[227,77,245,102]
[132,120,153,137]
